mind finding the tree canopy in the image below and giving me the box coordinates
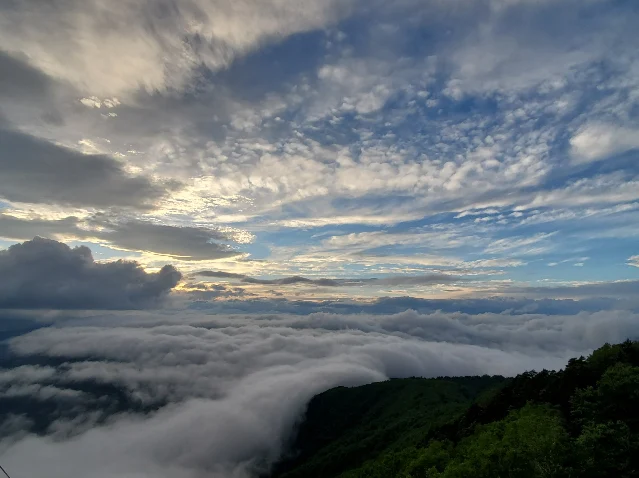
[269,340,639,478]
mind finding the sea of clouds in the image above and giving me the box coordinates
[1,306,638,478]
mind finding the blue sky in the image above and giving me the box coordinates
[1,0,639,300]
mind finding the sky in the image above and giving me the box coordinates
[1,1,639,477]
[1,0,638,302]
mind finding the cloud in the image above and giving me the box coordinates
[0,383,85,401]
[366,275,461,286]
[483,232,556,255]
[182,282,253,301]
[0,215,248,261]
[492,280,639,300]
[443,0,638,96]
[193,271,460,288]
[3,0,637,244]
[79,96,121,109]
[185,294,628,317]
[526,173,639,209]
[629,256,639,268]
[195,271,249,280]
[570,124,639,164]
[90,217,247,260]
[0,51,53,102]
[0,214,84,242]
[3,9,639,477]
[0,0,351,98]
[0,238,181,310]
[0,128,174,209]
[242,275,341,287]
[1,306,638,477]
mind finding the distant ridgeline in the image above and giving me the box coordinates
[268,341,639,478]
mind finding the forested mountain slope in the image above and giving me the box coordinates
[270,341,639,478]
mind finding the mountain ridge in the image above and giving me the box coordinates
[269,341,639,478]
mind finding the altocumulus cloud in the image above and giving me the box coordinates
[0,238,181,309]
[1,306,639,477]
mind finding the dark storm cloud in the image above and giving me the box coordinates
[0,238,181,309]
[194,271,459,287]
[0,129,176,209]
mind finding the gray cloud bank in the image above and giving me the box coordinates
[0,238,181,309]
[184,295,635,318]
[92,218,243,260]
[195,270,460,287]
[0,215,244,261]
[0,128,174,209]
[499,280,639,300]
[1,306,638,477]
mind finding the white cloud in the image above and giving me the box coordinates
[526,173,639,209]
[570,124,639,164]
[0,384,85,401]
[2,307,638,477]
[80,96,121,109]
[483,232,556,255]
[0,0,352,98]
[314,58,403,115]
[444,0,638,96]
[322,228,475,251]
[629,255,639,268]
[0,365,58,384]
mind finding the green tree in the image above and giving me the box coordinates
[441,404,569,478]
[570,362,639,477]
[573,421,636,478]
[404,440,453,478]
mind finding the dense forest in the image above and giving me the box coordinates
[269,341,639,478]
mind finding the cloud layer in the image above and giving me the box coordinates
[1,306,638,477]
[194,270,459,287]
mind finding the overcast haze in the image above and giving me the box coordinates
[1,0,639,476]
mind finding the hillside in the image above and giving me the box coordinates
[268,376,506,478]
[269,341,639,478]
